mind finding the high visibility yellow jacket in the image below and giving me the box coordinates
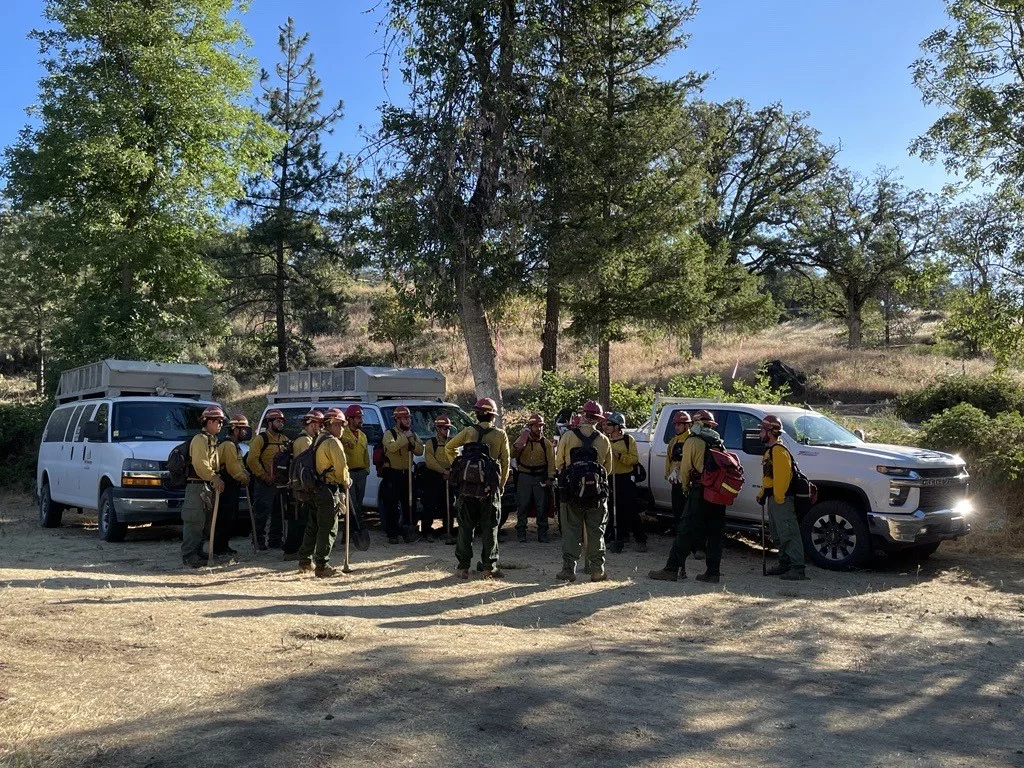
[609,434,639,475]
[762,442,793,503]
[665,430,690,479]
[293,431,317,456]
[512,437,554,479]
[246,430,289,481]
[424,437,452,473]
[382,428,423,470]
[341,428,370,471]
[555,425,612,474]
[189,433,219,483]
[217,440,249,483]
[446,424,511,486]
[315,434,350,487]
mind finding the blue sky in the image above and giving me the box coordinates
[0,0,955,191]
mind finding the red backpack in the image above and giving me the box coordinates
[699,445,745,506]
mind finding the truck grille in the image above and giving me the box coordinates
[915,467,966,479]
[918,484,968,513]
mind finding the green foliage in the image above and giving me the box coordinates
[896,374,1024,422]
[212,371,242,402]
[368,288,426,366]
[608,381,655,430]
[664,373,728,400]
[731,367,791,404]
[523,371,593,426]
[0,400,52,491]
[920,404,1024,484]
[825,410,918,447]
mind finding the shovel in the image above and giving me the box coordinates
[444,477,456,545]
[610,474,618,547]
[207,488,221,567]
[761,497,768,576]
[244,485,258,553]
[402,458,418,543]
[342,488,352,574]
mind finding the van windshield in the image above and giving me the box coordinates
[380,405,474,439]
[112,402,210,443]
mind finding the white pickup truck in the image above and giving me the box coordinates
[630,397,972,569]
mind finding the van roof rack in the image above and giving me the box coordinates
[56,360,214,404]
[268,366,446,404]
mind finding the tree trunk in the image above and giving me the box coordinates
[457,278,504,422]
[541,276,560,373]
[598,338,610,411]
[35,316,45,396]
[275,240,287,372]
[846,296,863,349]
[689,326,705,359]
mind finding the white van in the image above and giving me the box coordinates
[36,360,224,541]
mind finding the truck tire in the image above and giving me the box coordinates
[97,489,128,543]
[39,480,65,528]
[801,500,872,570]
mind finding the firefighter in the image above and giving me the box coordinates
[298,408,350,578]
[649,409,727,584]
[213,413,250,559]
[665,410,705,559]
[422,415,456,542]
[381,405,424,544]
[282,410,323,560]
[512,412,554,543]
[181,406,225,568]
[245,408,290,550]
[757,414,808,580]
[604,412,645,553]
[555,400,613,583]
[340,404,371,549]
[445,398,510,578]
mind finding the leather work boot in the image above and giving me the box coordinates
[537,532,550,543]
[282,552,300,561]
[648,569,678,582]
[608,540,624,554]
[692,550,706,560]
[182,554,205,569]
[315,565,340,578]
[298,560,314,574]
[481,568,505,579]
[455,568,469,579]
[695,572,720,584]
[590,570,608,583]
[556,567,577,583]
[517,531,528,543]
[635,541,648,553]
[780,570,809,581]
[765,563,791,576]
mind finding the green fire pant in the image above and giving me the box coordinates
[767,495,805,571]
[299,485,343,566]
[562,500,608,575]
[455,493,501,572]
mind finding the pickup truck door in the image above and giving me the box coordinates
[717,409,766,521]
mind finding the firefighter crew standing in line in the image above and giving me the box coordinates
[758,414,809,581]
[381,405,424,544]
[246,408,290,550]
[298,408,350,578]
[604,411,646,553]
[422,415,456,543]
[181,406,225,568]
[511,412,555,543]
[555,400,613,583]
[282,410,323,560]
[214,413,251,559]
[665,410,692,525]
[446,398,510,579]
[340,404,372,550]
[649,409,728,583]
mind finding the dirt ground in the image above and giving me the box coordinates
[1,494,1023,768]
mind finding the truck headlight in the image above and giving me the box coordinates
[876,466,918,478]
[952,499,973,516]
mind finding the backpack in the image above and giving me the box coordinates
[253,432,290,486]
[288,434,330,502]
[697,436,745,506]
[164,439,193,490]
[372,428,397,475]
[565,428,609,506]
[451,426,501,498]
[775,444,818,517]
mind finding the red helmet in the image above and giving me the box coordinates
[323,407,347,425]
[581,400,604,419]
[672,410,692,425]
[344,404,363,419]
[693,409,718,427]
[227,413,249,429]
[302,409,324,424]
[264,408,285,424]
[393,406,411,419]
[201,406,226,423]
[760,414,783,433]
[473,397,498,415]
[434,416,453,429]
[569,414,582,427]
[527,412,545,427]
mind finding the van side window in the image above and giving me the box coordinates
[360,408,383,446]
[71,405,97,443]
[63,405,87,442]
[44,408,74,443]
[90,404,109,443]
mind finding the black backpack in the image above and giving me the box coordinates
[252,432,290,486]
[164,439,193,490]
[451,426,501,498]
[288,434,330,502]
[565,428,609,506]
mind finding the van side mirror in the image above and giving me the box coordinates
[742,429,766,456]
[82,420,105,442]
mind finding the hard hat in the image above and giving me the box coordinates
[264,408,285,423]
[201,406,226,423]
[760,414,783,433]
[672,411,692,425]
[473,397,498,415]
[302,409,324,424]
[227,413,249,429]
[693,409,718,427]
[434,416,453,428]
[527,412,546,427]
[581,400,604,419]
[393,405,412,419]
[323,407,347,425]
[344,404,364,419]
[605,411,626,428]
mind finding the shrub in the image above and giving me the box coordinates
[212,371,241,402]
[608,381,655,430]
[896,374,1024,423]
[0,400,52,491]
[920,404,1024,484]
[664,372,728,400]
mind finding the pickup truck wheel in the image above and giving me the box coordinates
[39,481,65,528]
[802,500,871,570]
[97,489,128,543]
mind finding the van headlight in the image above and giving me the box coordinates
[123,459,163,472]
[122,459,165,487]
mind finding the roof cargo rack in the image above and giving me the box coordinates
[269,367,446,404]
[56,360,214,404]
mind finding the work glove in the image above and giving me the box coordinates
[213,477,225,494]
[756,491,766,505]
[667,467,680,484]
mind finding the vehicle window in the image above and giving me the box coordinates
[112,402,208,443]
[43,407,74,443]
[72,404,97,442]
[360,408,384,445]
[380,405,474,440]
[779,412,861,447]
[721,411,762,450]
[274,407,313,440]
[63,405,87,442]
[662,409,689,444]
[91,403,110,443]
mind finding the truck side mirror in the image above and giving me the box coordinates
[742,429,766,456]
[82,420,106,442]
[854,428,866,441]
